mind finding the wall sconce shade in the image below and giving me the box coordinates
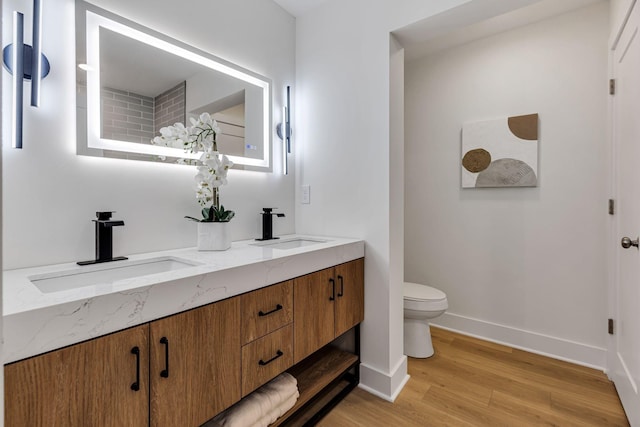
[276,86,292,175]
[2,0,50,149]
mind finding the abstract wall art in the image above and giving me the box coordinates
[461,113,539,188]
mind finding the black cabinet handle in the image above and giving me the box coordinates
[329,278,336,301]
[259,304,283,317]
[259,350,284,366]
[160,337,169,378]
[130,346,140,391]
[338,275,344,297]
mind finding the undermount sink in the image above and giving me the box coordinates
[29,257,200,293]
[251,238,328,250]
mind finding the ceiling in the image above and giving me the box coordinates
[272,0,330,17]
[273,0,604,61]
[393,0,604,60]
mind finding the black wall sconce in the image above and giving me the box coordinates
[2,0,51,149]
[276,85,292,175]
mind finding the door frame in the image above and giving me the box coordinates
[607,1,638,425]
[606,0,637,373]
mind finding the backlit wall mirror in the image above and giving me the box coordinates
[75,1,272,171]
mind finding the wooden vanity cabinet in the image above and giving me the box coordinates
[5,298,240,427]
[5,257,363,427]
[5,324,149,427]
[150,297,241,427]
[293,258,365,363]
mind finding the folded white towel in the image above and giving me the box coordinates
[260,392,298,425]
[222,392,297,427]
[205,373,299,427]
[258,372,298,407]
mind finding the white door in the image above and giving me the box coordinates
[612,1,640,424]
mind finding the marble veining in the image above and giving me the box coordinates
[3,235,364,363]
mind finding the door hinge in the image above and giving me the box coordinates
[608,318,614,335]
[610,79,616,95]
[609,199,615,215]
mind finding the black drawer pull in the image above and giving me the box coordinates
[258,304,283,317]
[329,278,336,301]
[130,346,140,391]
[160,337,169,378]
[259,350,284,366]
[337,275,344,297]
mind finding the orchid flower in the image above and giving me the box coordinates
[152,115,234,221]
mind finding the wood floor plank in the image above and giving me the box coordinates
[437,338,619,401]
[513,346,615,379]
[411,349,552,409]
[366,386,477,427]
[421,385,527,426]
[410,360,494,407]
[550,390,631,426]
[449,335,589,381]
[432,327,513,354]
[489,389,584,427]
[396,373,431,401]
[317,327,629,426]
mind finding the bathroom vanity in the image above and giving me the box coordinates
[3,236,364,426]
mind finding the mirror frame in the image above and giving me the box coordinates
[75,1,272,171]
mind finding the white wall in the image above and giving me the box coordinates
[1,0,295,270]
[388,34,407,395]
[405,2,610,367]
[294,0,482,400]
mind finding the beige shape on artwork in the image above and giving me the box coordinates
[462,148,492,173]
[475,158,537,187]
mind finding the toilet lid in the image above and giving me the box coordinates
[404,282,447,302]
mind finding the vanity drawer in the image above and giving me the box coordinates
[241,324,293,397]
[241,280,293,345]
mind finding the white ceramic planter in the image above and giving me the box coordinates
[197,222,231,251]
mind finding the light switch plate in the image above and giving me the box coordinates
[301,185,310,204]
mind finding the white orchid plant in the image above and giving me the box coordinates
[152,113,235,222]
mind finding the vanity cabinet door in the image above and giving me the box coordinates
[293,259,365,364]
[149,297,241,427]
[293,267,336,363]
[5,325,149,427]
[334,258,365,337]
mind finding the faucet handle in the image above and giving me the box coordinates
[96,211,115,220]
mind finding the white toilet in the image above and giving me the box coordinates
[403,282,448,358]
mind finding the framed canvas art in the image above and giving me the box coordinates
[461,113,539,188]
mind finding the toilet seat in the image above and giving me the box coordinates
[403,282,448,311]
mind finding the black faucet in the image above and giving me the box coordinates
[256,208,285,241]
[77,211,128,265]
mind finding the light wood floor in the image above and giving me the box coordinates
[318,327,629,426]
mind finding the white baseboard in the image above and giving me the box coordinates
[359,355,410,402]
[432,312,607,371]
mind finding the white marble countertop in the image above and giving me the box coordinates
[3,234,364,364]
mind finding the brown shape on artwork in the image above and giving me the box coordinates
[508,113,538,140]
[462,148,492,173]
